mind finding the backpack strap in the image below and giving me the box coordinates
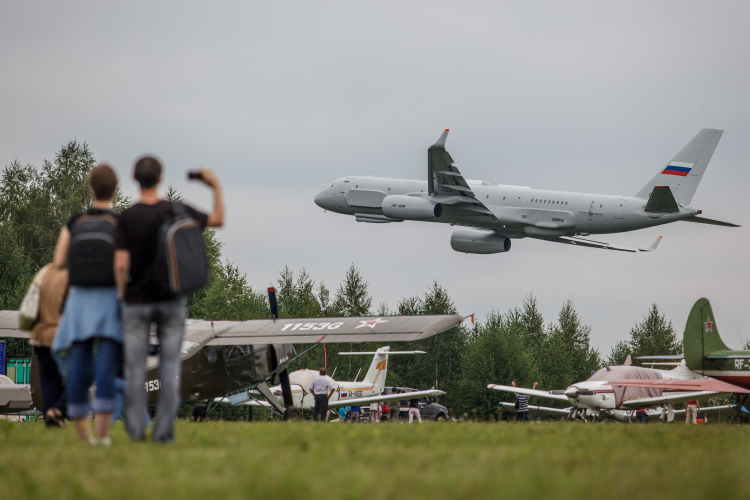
[170,201,188,218]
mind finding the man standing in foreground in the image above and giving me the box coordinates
[114,157,223,443]
[309,368,335,422]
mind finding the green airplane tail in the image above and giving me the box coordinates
[684,298,730,371]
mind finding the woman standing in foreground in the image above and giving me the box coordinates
[52,164,123,445]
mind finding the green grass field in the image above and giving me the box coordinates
[1,419,748,499]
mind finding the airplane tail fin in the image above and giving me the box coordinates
[684,298,730,372]
[339,347,426,392]
[363,347,390,391]
[635,129,723,205]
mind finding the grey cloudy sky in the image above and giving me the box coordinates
[2,1,750,356]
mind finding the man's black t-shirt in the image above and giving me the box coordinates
[115,200,208,304]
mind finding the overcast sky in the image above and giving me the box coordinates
[2,1,750,356]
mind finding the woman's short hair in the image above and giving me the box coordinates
[88,164,118,201]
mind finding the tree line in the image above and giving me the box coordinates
[0,141,682,420]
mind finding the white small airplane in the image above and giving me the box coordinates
[488,356,725,422]
[495,401,735,423]
[315,129,738,253]
[222,346,444,413]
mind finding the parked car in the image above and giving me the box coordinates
[365,386,448,421]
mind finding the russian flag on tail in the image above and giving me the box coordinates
[662,162,693,177]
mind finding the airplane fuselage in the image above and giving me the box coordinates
[272,379,386,410]
[315,176,699,238]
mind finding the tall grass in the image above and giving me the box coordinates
[0,419,746,499]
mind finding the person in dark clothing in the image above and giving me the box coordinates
[30,264,69,428]
[309,367,335,422]
[115,157,223,443]
[511,380,538,422]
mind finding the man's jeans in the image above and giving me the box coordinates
[123,298,186,443]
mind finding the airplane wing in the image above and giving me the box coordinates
[681,215,740,228]
[0,311,28,338]
[328,389,445,409]
[609,378,750,394]
[1,310,464,346]
[498,401,571,418]
[618,391,723,410]
[0,377,33,414]
[216,389,446,410]
[201,315,465,346]
[427,130,496,217]
[672,404,738,418]
[487,384,570,402]
[544,235,663,253]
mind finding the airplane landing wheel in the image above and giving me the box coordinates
[284,407,302,421]
[192,403,207,422]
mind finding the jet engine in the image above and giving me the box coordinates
[381,195,442,220]
[450,229,511,254]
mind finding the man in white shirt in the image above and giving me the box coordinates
[309,368,335,422]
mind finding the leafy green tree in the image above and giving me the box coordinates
[386,282,467,412]
[189,261,269,321]
[328,264,372,317]
[540,300,601,390]
[276,266,322,319]
[456,309,541,420]
[0,225,34,310]
[607,304,681,365]
[520,293,546,350]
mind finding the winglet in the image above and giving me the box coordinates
[639,236,662,252]
[463,313,476,325]
[431,129,450,149]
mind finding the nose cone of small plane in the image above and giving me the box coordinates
[564,387,579,399]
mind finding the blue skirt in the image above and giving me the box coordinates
[52,286,123,367]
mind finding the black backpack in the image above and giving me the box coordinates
[68,209,117,286]
[153,202,208,296]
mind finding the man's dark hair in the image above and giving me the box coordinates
[319,367,327,376]
[88,164,118,201]
[134,156,162,188]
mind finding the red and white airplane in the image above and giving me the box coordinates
[489,356,733,422]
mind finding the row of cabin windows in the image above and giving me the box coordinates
[532,199,568,205]
[499,195,568,206]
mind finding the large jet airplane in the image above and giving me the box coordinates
[315,129,738,253]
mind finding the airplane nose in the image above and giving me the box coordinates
[314,189,327,209]
[564,388,579,399]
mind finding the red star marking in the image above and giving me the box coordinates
[705,318,713,332]
[356,318,388,329]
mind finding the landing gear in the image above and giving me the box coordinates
[568,407,589,422]
[284,407,302,421]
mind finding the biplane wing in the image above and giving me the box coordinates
[188,315,465,345]
[2,312,465,345]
